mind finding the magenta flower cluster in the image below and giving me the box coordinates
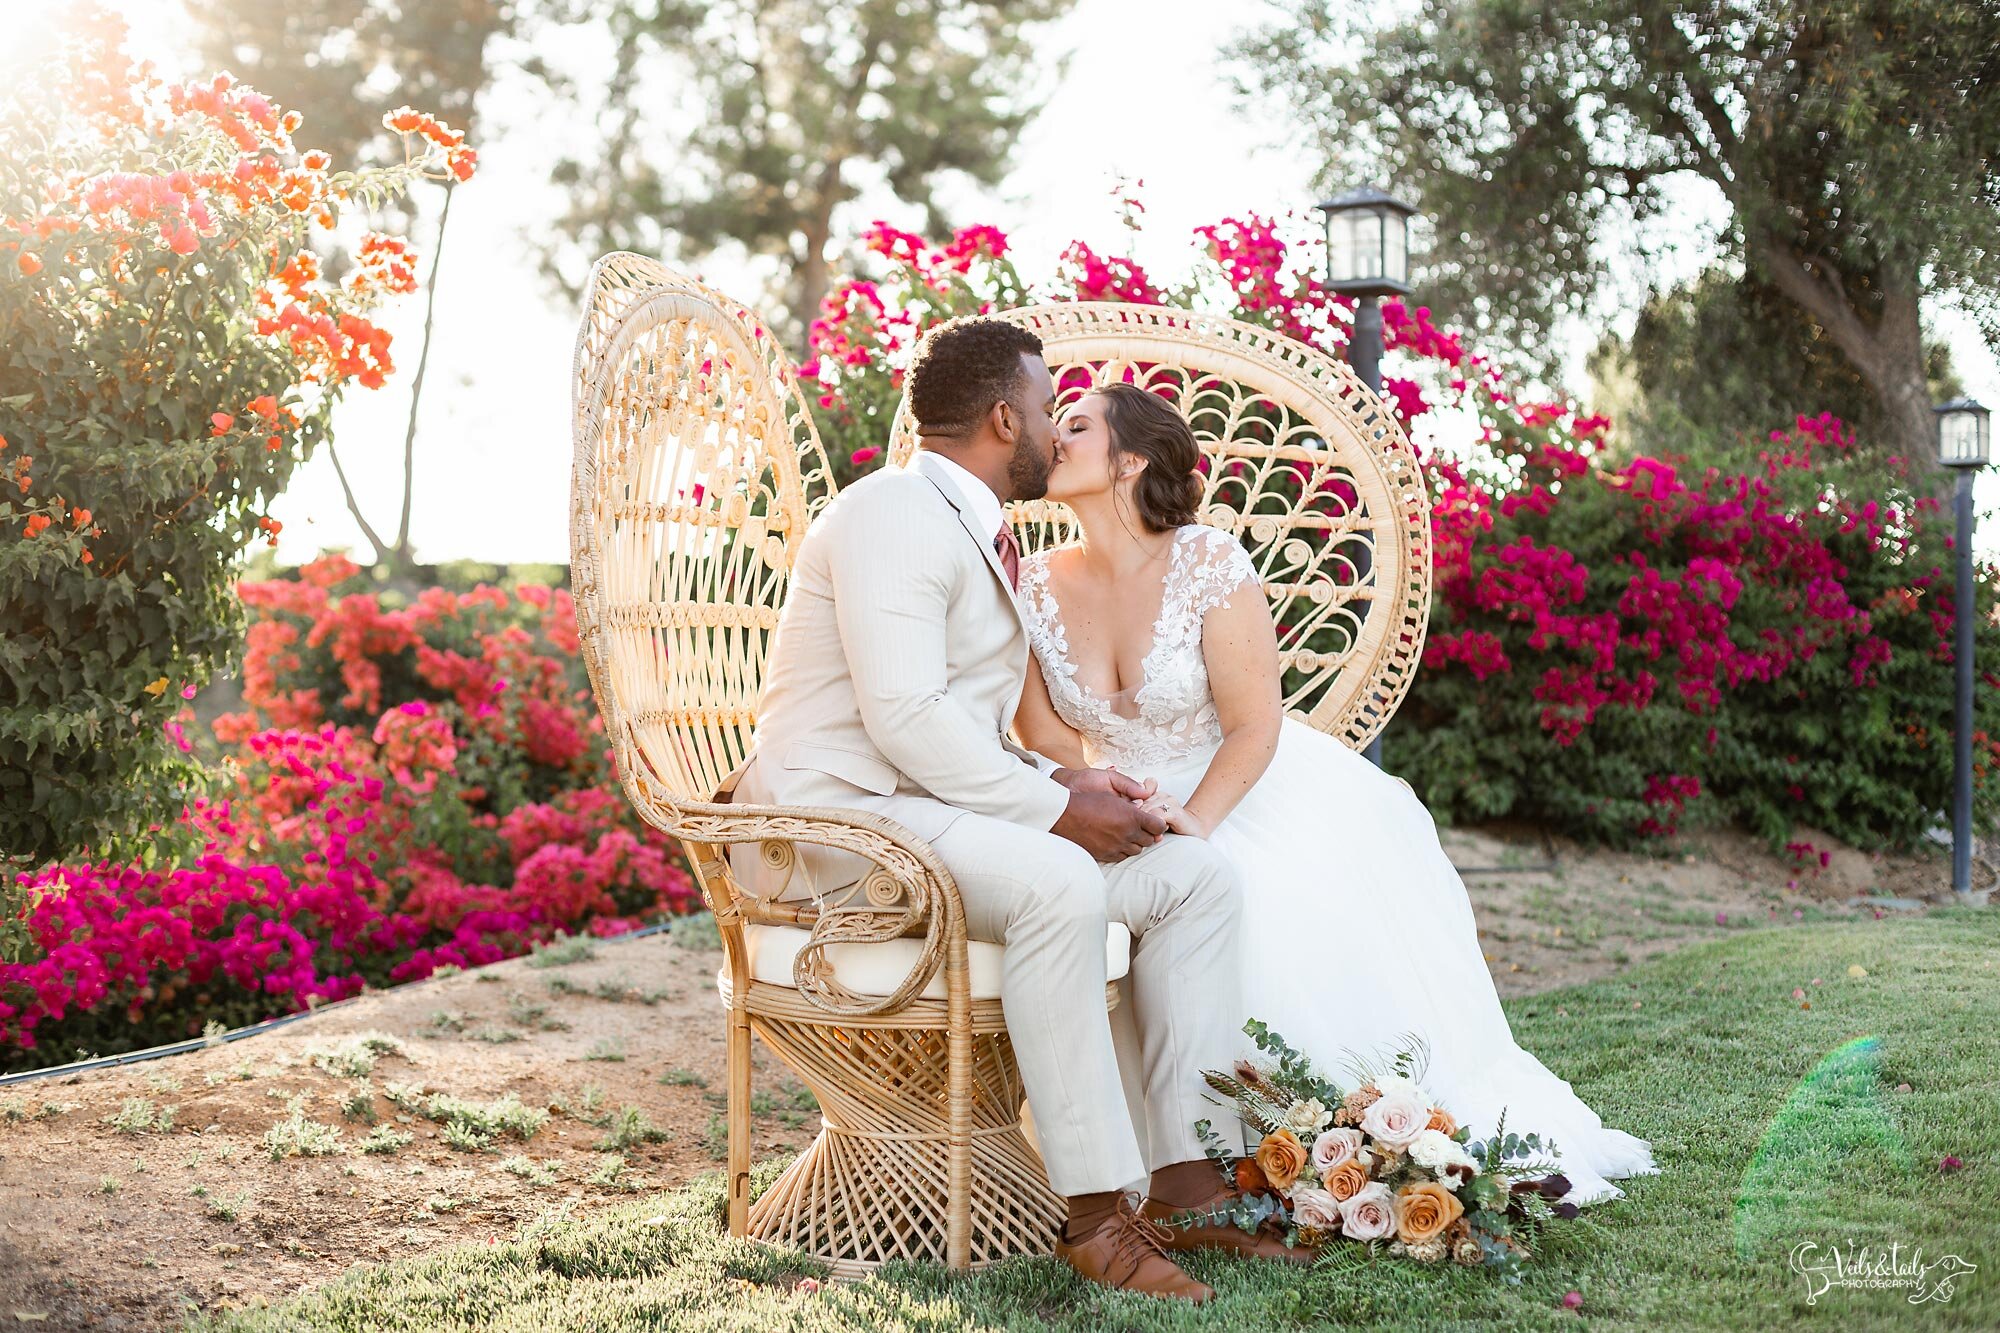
[2,555,697,1061]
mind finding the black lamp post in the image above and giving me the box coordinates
[1319,186,1417,769]
[1938,396,1993,897]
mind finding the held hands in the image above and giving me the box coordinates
[1051,765,1166,862]
[1140,795,1210,840]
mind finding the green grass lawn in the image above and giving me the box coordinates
[191,910,1998,1332]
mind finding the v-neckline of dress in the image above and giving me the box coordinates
[1034,525,1193,712]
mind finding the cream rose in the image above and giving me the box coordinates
[1337,1181,1398,1241]
[1282,1098,1332,1139]
[1360,1087,1430,1150]
[1312,1126,1366,1175]
[1290,1186,1342,1232]
[1409,1128,1477,1175]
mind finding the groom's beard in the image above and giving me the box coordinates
[1007,435,1053,501]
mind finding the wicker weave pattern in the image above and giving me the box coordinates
[886,302,1433,750]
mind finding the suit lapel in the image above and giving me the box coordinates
[912,453,1027,629]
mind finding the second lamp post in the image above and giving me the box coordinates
[1319,185,1418,769]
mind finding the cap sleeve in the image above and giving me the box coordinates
[1186,525,1262,619]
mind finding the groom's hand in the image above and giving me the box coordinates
[1052,789,1168,862]
[1052,766,1159,803]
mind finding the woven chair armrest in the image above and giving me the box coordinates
[664,800,970,1019]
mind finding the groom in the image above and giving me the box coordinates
[728,317,1299,1300]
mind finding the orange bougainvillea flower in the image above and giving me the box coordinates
[300,149,331,173]
[247,394,280,420]
[266,435,282,451]
[80,550,94,564]
[23,514,52,538]
[210,412,235,435]
[17,253,41,275]
[70,507,91,527]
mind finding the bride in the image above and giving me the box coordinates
[1010,382,1657,1206]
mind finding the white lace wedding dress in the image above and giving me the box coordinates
[1019,524,1657,1205]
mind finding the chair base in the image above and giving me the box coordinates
[720,977,1118,1275]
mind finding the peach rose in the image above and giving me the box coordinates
[1360,1087,1429,1150]
[1337,1181,1397,1241]
[1396,1181,1466,1246]
[1425,1107,1457,1136]
[1290,1186,1342,1231]
[1254,1129,1307,1191]
[1311,1126,1365,1174]
[1321,1158,1371,1202]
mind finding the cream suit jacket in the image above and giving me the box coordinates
[730,450,1070,898]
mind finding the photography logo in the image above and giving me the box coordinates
[1790,1239,1977,1306]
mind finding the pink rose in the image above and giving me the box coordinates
[1290,1186,1342,1231]
[1337,1181,1397,1241]
[1312,1127,1365,1174]
[1360,1089,1429,1150]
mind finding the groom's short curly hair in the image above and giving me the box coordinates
[906,316,1045,437]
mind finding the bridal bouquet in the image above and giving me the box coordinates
[1179,1021,1574,1277]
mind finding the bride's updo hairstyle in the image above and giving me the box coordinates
[1093,382,1203,533]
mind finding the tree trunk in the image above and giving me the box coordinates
[324,438,394,567]
[1869,287,1940,473]
[1753,235,1938,473]
[392,181,455,568]
[783,27,880,356]
[790,179,838,357]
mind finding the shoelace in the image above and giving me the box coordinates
[1105,1194,1177,1282]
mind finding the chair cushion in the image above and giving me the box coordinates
[739,921,1131,1002]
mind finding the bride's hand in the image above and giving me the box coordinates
[1142,795,1210,840]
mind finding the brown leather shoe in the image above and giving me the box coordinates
[1141,1184,1318,1266]
[1053,1195,1215,1303]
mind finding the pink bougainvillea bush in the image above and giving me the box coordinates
[801,214,2000,852]
[1,555,696,1069]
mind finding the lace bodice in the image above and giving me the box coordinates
[1019,524,1262,772]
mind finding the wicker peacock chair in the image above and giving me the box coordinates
[570,266,1431,1280]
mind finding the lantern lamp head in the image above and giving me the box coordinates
[1317,186,1416,298]
[1936,397,1992,470]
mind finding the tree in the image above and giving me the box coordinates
[542,0,1070,346]
[190,0,515,573]
[1588,265,1963,465]
[1233,1,2000,465]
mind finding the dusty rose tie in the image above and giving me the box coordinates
[993,523,1020,593]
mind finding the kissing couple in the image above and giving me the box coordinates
[728,316,1655,1300]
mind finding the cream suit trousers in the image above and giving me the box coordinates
[917,813,1246,1195]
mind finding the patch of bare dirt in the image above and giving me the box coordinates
[0,823,1958,1329]
[1456,821,1957,998]
[0,928,814,1330]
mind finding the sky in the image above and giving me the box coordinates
[72,0,2000,566]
